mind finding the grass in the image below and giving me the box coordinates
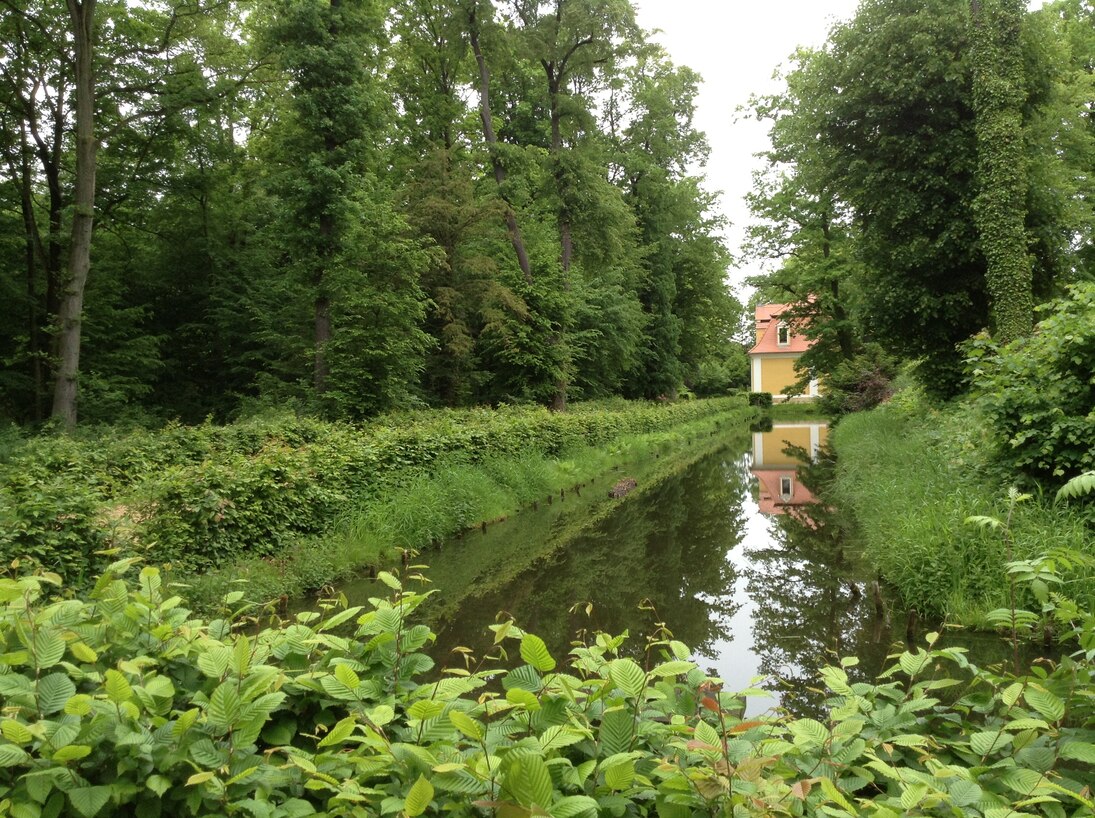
[829,392,1093,621]
[183,407,753,608]
[769,401,829,421]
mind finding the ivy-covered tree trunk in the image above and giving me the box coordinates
[971,0,1033,344]
[51,0,97,430]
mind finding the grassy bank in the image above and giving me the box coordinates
[0,397,752,590]
[829,390,1093,620]
[184,409,749,608]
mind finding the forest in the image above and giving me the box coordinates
[0,0,745,429]
[0,1,1094,817]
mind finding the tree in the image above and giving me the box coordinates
[262,0,430,415]
[744,47,861,390]
[971,0,1034,343]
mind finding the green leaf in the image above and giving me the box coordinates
[604,758,635,791]
[376,571,402,591]
[408,700,445,721]
[599,708,634,756]
[898,649,930,677]
[52,745,91,763]
[520,634,556,673]
[104,670,132,703]
[506,688,540,711]
[551,795,599,818]
[318,716,356,748]
[947,779,982,808]
[403,775,433,817]
[970,731,1012,756]
[67,787,111,818]
[146,776,172,797]
[449,710,483,742]
[1024,687,1065,723]
[38,674,76,715]
[368,704,395,726]
[1,719,31,745]
[208,682,241,728]
[503,665,542,693]
[693,720,721,749]
[197,649,231,679]
[1059,741,1095,764]
[509,754,554,808]
[787,718,829,748]
[607,659,646,698]
[334,663,360,691]
[32,630,65,670]
[649,660,695,677]
[0,744,30,767]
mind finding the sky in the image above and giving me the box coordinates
[632,0,864,288]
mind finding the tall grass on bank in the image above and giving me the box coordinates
[830,393,1093,620]
[183,413,742,608]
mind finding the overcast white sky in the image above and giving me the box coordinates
[632,0,863,288]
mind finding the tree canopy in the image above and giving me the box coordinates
[0,0,744,426]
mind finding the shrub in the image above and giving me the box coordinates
[816,344,899,416]
[968,282,1095,485]
[0,564,1091,818]
[0,399,748,581]
[747,391,772,409]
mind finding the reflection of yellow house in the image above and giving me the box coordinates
[751,422,829,516]
[749,304,819,400]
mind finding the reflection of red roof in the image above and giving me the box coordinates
[752,469,818,515]
[749,304,813,355]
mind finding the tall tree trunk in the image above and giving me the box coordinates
[51,0,97,430]
[467,6,532,283]
[548,79,573,274]
[17,131,45,420]
[970,0,1032,343]
[313,0,340,396]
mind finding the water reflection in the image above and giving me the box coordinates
[750,422,828,517]
[323,427,1030,718]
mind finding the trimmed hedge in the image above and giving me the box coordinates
[0,399,747,581]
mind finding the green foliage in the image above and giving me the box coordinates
[967,283,1095,484]
[0,399,747,584]
[0,562,1092,818]
[816,345,900,416]
[747,392,772,409]
[830,396,1094,618]
[971,0,1035,344]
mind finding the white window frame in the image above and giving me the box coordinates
[779,475,793,500]
[776,322,790,347]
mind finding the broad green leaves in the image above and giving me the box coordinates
[0,564,1091,818]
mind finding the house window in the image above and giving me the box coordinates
[777,322,790,346]
[779,476,793,500]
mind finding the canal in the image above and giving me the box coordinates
[330,419,1023,716]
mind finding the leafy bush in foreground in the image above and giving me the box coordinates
[0,563,1092,818]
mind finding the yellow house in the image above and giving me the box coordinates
[748,303,819,400]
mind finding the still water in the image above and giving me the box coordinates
[332,422,1021,716]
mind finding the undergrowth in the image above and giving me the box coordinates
[182,412,741,609]
[0,398,749,586]
[829,390,1093,621]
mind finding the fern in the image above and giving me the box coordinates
[1056,471,1095,502]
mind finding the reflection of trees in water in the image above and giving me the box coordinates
[742,446,903,717]
[429,448,750,666]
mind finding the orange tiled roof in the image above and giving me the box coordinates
[751,468,818,515]
[748,303,813,355]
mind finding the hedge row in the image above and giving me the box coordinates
[0,398,747,582]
